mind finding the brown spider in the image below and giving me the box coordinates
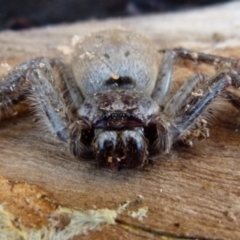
[0,29,240,170]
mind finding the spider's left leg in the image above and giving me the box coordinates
[0,58,72,141]
[167,72,240,144]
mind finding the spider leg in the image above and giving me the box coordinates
[152,48,240,106]
[0,59,35,117]
[169,72,240,143]
[163,73,209,118]
[173,48,240,71]
[152,51,176,105]
[0,58,72,141]
[49,59,84,112]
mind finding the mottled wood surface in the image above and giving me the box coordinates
[1,2,240,239]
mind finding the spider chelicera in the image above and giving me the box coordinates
[0,29,240,169]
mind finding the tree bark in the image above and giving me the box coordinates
[0,2,240,239]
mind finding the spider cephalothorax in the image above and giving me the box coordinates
[70,89,171,169]
[0,29,240,170]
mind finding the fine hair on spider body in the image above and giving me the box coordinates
[0,29,240,170]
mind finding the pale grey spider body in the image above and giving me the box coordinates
[1,29,240,169]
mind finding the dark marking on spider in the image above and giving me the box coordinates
[1,29,240,170]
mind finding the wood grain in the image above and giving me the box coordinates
[0,2,240,239]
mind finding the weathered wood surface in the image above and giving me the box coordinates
[1,2,240,239]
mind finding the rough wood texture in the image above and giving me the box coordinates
[1,2,240,239]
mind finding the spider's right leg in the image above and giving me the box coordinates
[163,73,209,119]
[152,51,176,105]
[152,48,240,107]
[168,72,240,146]
[173,48,240,72]
[162,73,210,146]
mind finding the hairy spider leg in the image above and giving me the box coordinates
[0,59,35,118]
[0,58,73,141]
[152,48,240,106]
[50,59,84,112]
[163,73,209,118]
[152,47,240,144]
[168,72,240,141]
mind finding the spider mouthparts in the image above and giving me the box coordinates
[94,129,148,169]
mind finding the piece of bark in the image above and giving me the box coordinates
[1,2,240,239]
